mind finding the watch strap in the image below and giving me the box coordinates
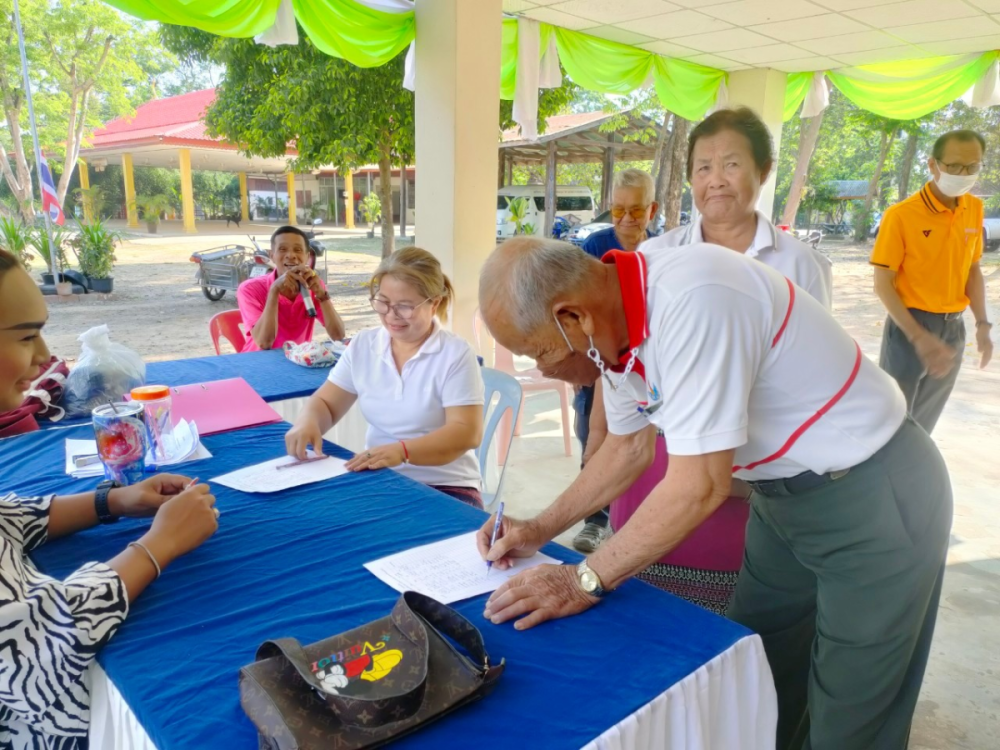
[95,481,120,524]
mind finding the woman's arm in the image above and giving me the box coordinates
[286,381,358,459]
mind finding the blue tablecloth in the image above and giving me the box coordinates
[46,350,329,430]
[9,422,753,749]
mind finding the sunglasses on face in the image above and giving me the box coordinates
[610,205,651,220]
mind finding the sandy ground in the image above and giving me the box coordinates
[35,229,1000,748]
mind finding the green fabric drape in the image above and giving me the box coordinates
[291,0,413,67]
[103,0,998,123]
[104,0,414,67]
[103,0,280,37]
[784,72,812,121]
[828,52,998,120]
[652,56,726,123]
[504,25,723,120]
[499,18,518,100]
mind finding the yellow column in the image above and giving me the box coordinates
[239,172,250,222]
[344,171,355,229]
[178,148,196,233]
[286,172,297,225]
[78,159,92,223]
[122,153,138,228]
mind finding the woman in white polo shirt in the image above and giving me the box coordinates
[286,247,485,507]
[584,107,832,613]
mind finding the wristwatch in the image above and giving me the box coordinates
[576,560,608,598]
[95,480,121,524]
[976,320,993,329]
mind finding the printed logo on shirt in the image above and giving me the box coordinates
[922,230,932,237]
[648,383,661,402]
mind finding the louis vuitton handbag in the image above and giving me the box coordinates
[239,591,505,749]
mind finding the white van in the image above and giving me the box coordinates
[496,185,596,239]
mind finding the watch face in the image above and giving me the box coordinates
[580,570,599,593]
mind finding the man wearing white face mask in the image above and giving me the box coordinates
[871,129,993,433]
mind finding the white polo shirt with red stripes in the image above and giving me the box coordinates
[602,243,906,481]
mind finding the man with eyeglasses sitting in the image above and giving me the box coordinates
[872,129,994,433]
[569,169,660,554]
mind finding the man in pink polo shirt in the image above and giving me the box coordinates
[237,226,346,352]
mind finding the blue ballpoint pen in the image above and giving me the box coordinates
[486,502,505,576]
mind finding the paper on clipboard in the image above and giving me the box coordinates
[364,531,561,604]
[211,452,349,493]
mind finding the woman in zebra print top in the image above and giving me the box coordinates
[0,250,220,749]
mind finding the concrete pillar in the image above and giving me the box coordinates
[726,68,787,221]
[287,172,297,225]
[78,159,92,223]
[239,171,250,222]
[414,0,502,343]
[178,148,196,233]
[344,171,355,229]
[122,153,138,228]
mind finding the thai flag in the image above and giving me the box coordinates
[39,155,64,226]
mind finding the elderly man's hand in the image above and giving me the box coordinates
[476,514,547,571]
[483,564,599,630]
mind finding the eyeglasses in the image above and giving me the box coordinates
[938,161,982,176]
[610,205,651,220]
[370,297,430,319]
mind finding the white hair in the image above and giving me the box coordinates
[612,168,654,206]
[479,238,596,335]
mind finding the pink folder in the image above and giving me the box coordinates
[167,378,282,436]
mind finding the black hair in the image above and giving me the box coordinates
[687,107,774,179]
[932,130,986,161]
[270,225,310,249]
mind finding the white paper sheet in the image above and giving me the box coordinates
[363,531,562,604]
[210,452,349,493]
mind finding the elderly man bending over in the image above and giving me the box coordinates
[476,237,951,750]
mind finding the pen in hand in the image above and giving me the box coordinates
[486,502,505,576]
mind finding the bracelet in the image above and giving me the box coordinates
[128,542,162,579]
[976,320,993,329]
[400,440,410,464]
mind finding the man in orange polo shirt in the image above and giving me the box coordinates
[871,129,993,433]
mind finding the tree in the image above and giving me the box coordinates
[162,26,413,258]
[0,0,171,221]
[661,116,689,229]
[781,110,826,227]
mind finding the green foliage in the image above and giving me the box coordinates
[29,224,69,270]
[361,193,382,224]
[0,0,175,215]
[133,193,173,224]
[192,171,239,218]
[498,79,580,133]
[74,185,108,220]
[504,196,531,235]
[0,216,33,266]
[70,217,120,278]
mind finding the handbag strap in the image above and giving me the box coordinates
[397,591,492,671]
[256,592,495,729]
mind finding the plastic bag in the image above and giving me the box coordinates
[282,340,346,368]
[64,325,146,417]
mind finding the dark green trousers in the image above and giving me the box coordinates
[728,418,951,750]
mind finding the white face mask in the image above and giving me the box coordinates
[934,170,978,198]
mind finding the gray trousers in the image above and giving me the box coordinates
[728,419,951,750]
[879,310,966,434]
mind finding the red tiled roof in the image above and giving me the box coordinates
[501,110,609,142]
[90,89,217,147]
